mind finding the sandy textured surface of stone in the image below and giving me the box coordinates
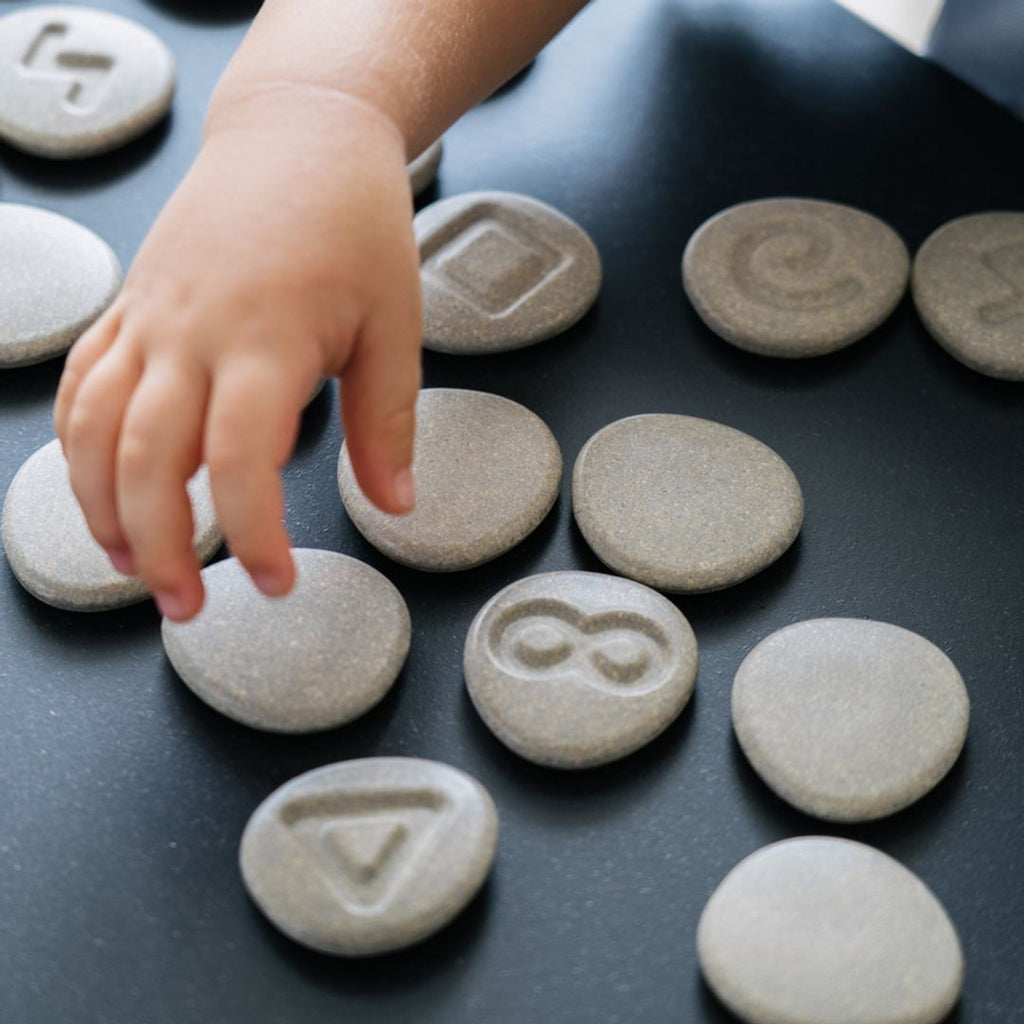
[0,202,121,367]
[732,618,968,822]
[697,837,964,1024]
[417,190,601,353]
[0,4,175,158]
[408,138,443,196]
[683,198,909,357]
[339,388,562,571]
[572,414,803,593]
[2,439,221,611]
[240,758,499,956]
[912,211,1024,381]
[465,571,698,768]
[162,549,410,733]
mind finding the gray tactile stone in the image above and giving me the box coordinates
[0,4,175,159]
[416,190,602,353]
[0,202,121,367]
[338,388,562,572]
[464,571,698,768]
[2,439,221,611]
[572,414,803,593]
[683,198,909,357]
[408,138,443,196]
[732,618,969,822]
[162,549,410,733]
[912,211,1024,381]
[697,837,964,1024]
[240,757,499,956]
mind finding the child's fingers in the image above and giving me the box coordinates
[54,311,121,446]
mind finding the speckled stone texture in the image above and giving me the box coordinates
[408,138,443,196]
[162,549,410,733]
[683,198,909,357]
[416,190,601,353]
[697,837,964,1024]
[240,758,499,956]
[0,4,175,159]
[732,618,969,822]
[2,439,221,611]
[464,571,698,768]
[0,202,121,367]
[912,211,1024,381]
[338,388,562,572]
[572,414,803,593]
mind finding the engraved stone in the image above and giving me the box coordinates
[464,571,698,768]
[408,138,443,196]
[240,758,499,956]
[572,414,803,593]
[162,549,410,733]
[683,198,909,357]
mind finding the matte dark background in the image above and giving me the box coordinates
[2,1,1022,1021]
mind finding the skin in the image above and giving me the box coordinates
[53,0,588,622]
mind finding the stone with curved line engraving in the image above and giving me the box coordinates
[465,571,698,768]
[683,198,909,357]
[408,137,443,196]
[240,758,498,956]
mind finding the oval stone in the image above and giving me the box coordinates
[408,138,443,196]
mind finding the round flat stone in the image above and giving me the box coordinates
[408,138,443,196]
[912,212,1024,381]
[683,198,909,357]
[732,618,969,822]
[416,190,602,353]
[2,439,221,611]
[0,203,121,367]
[240,757,498,956]
[697,837,964,1024]
[162,549,410,733]
[338,388,562,572]
[465,571,698,768]
[572,414,803,593]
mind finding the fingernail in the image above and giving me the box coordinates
[393,468,416,513]
[155,590,185,620]
[107,548,136,576]
[253,571,290,598]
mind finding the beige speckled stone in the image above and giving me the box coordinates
[408,138,443,196]
[572,415,803,593]
[338,388,562,572]
[0,203,121,367]
[2,439,221,611]
[732,618,969,822]
[683,198,909,357]
[697,837,964,1024]
[0,5,175,159]
[240,758,499,956]
[465,571,697,768]
[162,549,410,733]
[912,212,1024,381]
[417,190,601,353]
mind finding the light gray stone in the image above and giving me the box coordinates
[464,571,698,768]
[408,138,443,196]
[338,388,562,572]
[697,837,964,1024]
[732,618,969,822]
[683,198,909,357]
[0,202,121,367]
[2,438,221,611]
[912,211,1024,381]
[417,190,601,353]
[162,549,410,733]
[240,757,498,956]
[572,414,803,593]
[0,4,175,159]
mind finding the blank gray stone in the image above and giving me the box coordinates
[162,549,410,733]
[417,190,601,353]
[0,4,175,159]
[2,438,221,611]
[912,211,1024,381]
[697,837,964,1024]
[465,571,698,768]
[240,757,498,956]
[0,202,121,367]
[338,388,562,572]
[408,138,443,196]
[683,198,909,357]
[572,414,803,593]
[732,618,969,822]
